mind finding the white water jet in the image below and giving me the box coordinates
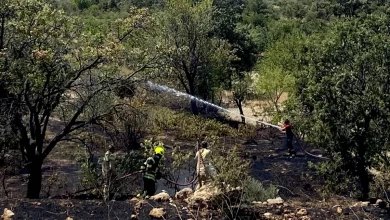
[145,81,281,129]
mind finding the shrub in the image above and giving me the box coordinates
[209,139,250,187]
[77,154,100,195]
[308,157,359,198]
[242,177,278,202]
[147,106,256,140]
[369,167,390,200]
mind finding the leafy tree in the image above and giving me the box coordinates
[242,0,271,27]
[231,72,253,124]
[73,0,94,10]
[212,0,258,74]
[156,0,235,114]
[0,0,153,198]
[293,14,390,199]
[254,34,301,119]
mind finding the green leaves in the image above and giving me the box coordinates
[0,0,156,164]
[292,13,390,197]
[152,0,236,102]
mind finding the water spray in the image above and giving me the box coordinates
[145,81,281,129]
[144,81,328,159]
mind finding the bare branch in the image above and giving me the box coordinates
[42,85,106,159]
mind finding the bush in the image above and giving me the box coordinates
[209,139,250,187]
[308,157,359,198]
[77,154,100,195]
[242,177,278,202]
[369,167,390,200]
[147,106,257,140]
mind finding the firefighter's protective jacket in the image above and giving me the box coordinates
[140,154,162,182]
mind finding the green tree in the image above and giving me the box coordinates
[231,72,253,123]
[212,0,258,74]
[156,0,235,114]
[293,14,390,199]
[242,0,271,27]
[0,0,152,198]
[254,34,301,118]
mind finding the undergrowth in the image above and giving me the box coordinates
[147,106,257,140]
[242,177,278,202]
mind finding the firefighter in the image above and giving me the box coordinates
[137,142,165,199]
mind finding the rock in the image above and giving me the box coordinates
[149,208,165,219]
[1,208,14,220]
[187,184,221,206]
[296,208,307,216]
[129,197,140,204]
[263,202,268,205]
[283,213,296,219]
[267,197,284,205]
[375,199,383,204]
[187,183,243,208]
[59,201,74,208]
[129,197,145,214]
[175,188,193,200]
[252,201,266,207]
[336,206,343,214]
[150,192,171,202]
[130,214,138,219]
[300,216,310,220]
[375,199,387,209]
[263,212,272,218]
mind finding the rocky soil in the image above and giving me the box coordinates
[1,128,389,219]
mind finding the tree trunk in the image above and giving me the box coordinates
[26,159,43,199]
[235,99,245,124]
[357,155,369,200]
[238,104,245,124]
[356,116,371,200]
[190,98,199,115]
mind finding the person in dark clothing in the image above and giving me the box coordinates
[137,143,165,199]
[280,119,296,156]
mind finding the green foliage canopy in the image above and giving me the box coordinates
[292,13,390,198]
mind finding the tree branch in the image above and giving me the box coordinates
[64,56,103,90]
[42,85,107,159]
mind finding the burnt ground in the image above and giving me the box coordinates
[1,128,390,219]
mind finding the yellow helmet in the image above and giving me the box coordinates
[154,142,165,156]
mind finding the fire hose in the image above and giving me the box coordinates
[71,170,143,195]
[161,139,204,186]
[146,81,327,159]
[72,169,198,195]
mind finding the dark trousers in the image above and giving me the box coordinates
[143,177,156,196]
[286,138,296,154]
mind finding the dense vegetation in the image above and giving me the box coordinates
[0,0,389,206]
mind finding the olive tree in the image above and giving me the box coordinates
[155,0,235,114]
[293,13,390,199]
[0,0,153,198]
